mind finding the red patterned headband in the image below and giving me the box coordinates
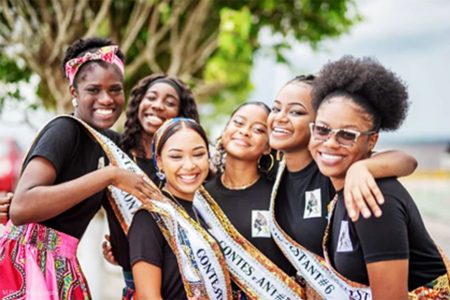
[64,45,124,85]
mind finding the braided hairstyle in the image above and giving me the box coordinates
[62,37,125,88]
[312,56,409,131]
[120,74,199,157]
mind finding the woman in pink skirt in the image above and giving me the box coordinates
[0,37,154,300]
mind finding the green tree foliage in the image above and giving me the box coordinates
[0,0,359,116]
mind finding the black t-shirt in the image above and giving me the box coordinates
[104,153,162,271]
[275,161,335,257]
[205,175,295,275]
[328,177,446,290]
[128,192,197,300]
[23,117,115,239]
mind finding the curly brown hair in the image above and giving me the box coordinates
[120,74,199,157]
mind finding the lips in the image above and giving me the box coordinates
[94,107,116,119]
[270,126,292,138]
[177,173,200,184]
[318,151,344,165]
[231,137,251,147]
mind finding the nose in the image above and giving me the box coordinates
[238,125,251,137]
[151,99,164,111]
[272,109,288,123]
[98,91,114,105]
[183,156,196,170]
[321,132,340,148]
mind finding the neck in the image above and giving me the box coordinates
[330,177,345,192]
[283,148,313,172]
[222,156,260,189]
[163,186,193,202]
[137,133,154,159]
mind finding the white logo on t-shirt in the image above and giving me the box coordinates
[251,210,271,238]
[303,189,322,219]
[337,220,353,252]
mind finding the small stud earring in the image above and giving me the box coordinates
[71,98,78,108]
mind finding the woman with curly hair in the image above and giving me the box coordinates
[309,56,449,299]
[120,74,199,184]
[102,74,200,299]
[267,74,419,298]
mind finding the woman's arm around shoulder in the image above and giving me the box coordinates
[344,150,417,221]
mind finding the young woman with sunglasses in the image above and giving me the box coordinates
[267,74,418,297]
[0,37,154,298]
[309,56,449,299]
[102,74,199,298]
[128,118,231,299]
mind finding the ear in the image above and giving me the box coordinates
[69,85,77,98]
[156,155,163,172]
[263,143,271,155]
[368,132,379,152]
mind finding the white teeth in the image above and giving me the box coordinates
[96,109,113,115]
[320,152,342,163]
[273,127,290,134]
[179,174,197,180]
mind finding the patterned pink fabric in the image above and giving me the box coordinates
[64,45,124,85]
[0,221,90,299]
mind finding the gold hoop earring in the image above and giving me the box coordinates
[258,153,275,173]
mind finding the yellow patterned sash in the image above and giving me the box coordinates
[194,186,305,299]
[45,115,232,299]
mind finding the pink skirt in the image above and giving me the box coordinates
[0,221,91,299]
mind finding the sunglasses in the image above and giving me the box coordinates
[309,122,376,147]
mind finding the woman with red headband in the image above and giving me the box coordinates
[0,37,154,299]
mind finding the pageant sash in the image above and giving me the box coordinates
[43,116,232,299]
[141,198,232,299]
[194,186,305,299]
[324,196,450,300]
[268,160,372,300]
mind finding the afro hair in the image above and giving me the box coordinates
[313,56,409,131]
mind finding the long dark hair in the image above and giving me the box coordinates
[120,74,199,157]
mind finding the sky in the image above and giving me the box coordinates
[250,0,450,144]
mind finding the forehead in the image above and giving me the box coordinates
[275,82,313,106]
[146,82,179,97]
[233,104,268,123]
[317,97,372,128]
[76,62,123,84]
[162,127,206,150]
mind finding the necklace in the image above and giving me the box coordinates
[162,188,202,225]
[220,173,260,190]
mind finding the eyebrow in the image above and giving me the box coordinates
[273,100,306,109]
[167,145,207,152]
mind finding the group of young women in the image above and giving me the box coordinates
[0,37,448,300]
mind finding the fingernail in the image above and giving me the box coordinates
[375,210,382,217]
